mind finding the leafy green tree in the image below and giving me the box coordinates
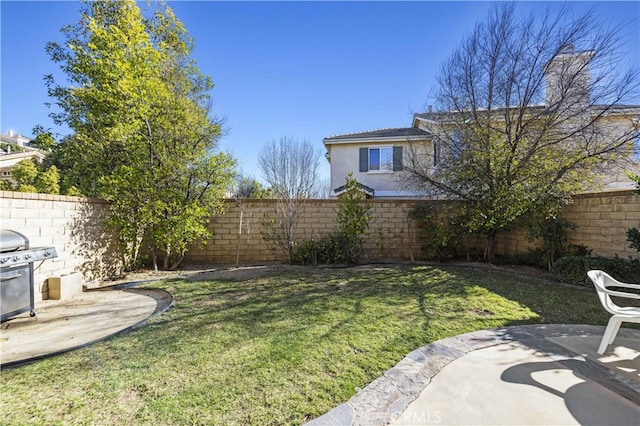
[335,172,371,264]
[31,125,56,151]
[10,159,39,189]
[45,135,81,195]
[45,0,236,270]
[526,215,578,271]
[35,165,60,194]
[233,175,273,199]
[409,203,467,262]
[8,159,61,194]
[404,4,640,261]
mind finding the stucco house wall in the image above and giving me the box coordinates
[324,128,432,198]
[328,141,414,196]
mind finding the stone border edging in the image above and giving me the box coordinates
[306,324,640,426]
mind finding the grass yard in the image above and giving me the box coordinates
[0,264,616,425]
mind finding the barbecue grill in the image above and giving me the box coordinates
[1,229,58,322]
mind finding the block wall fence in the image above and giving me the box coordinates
[1,190,638,301]
[0,191,123,301]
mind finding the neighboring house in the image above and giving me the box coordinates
[0,132,44,185]
[324,49,640,198]
[1,130,33,148]
[324,128,431,198]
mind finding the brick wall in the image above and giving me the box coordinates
[1,189,638,300]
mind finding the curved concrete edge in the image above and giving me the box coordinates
[0,287,173,369]
[306,324,640,426]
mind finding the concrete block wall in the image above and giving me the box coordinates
[494,190,640,260]
[186,192,640,264]
[561,191,640,259]
[185,199,426,264]
[1,189,638,300]
[0,191,123,301]
[187,199,340,264]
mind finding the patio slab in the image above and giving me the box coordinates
[0,287,172,367]
[309,324,640,426]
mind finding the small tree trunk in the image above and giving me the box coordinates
[236,210,243,266]
[485,230,497,261]
[169,253,184,271]
[163,244,170,270]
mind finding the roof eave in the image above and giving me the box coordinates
[324,135,431,146]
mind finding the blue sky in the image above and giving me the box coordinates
[1,1,639,183]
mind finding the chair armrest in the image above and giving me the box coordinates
[612,282,640,290]
[601,288,640,300]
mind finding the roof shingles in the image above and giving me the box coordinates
[324,127,431,142]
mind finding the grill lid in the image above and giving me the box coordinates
[0,230,29,253]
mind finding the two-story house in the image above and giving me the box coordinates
[324,49,640,198]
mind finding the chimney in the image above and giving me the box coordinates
[544,45,594,108]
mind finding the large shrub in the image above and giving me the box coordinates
[409,203,467,261]
[553,255,640,286]
[290,234,348,265]
[526,216,578,271]
[334,173,371,264]
[292,173,370,265]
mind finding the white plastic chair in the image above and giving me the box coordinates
[587,270,640,354]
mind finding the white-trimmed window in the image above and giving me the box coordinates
[359,146,402,172]
[369,147,393,171]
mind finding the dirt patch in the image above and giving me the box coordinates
[186,265,288,282]
[103,261,566,287]
[100,263,296,286]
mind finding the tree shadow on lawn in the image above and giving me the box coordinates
[31,264,620,426]
[130,264,612,362]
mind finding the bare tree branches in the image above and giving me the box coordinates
[258,137,322,262]
[258,137,321,199]
[403,3,640,260]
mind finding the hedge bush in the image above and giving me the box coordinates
[553,255,640,286]
[291,234,350,265]
[409,203,467,261]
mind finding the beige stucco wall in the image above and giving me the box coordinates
[327,141,426,197]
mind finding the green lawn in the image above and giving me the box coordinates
[0,264,615,425]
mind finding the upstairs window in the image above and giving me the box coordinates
[359,146,402,172]
[369,147,393,171]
